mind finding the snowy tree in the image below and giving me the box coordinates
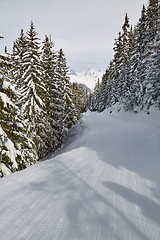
[121,14,130,62]
[56,49,78,132]
[19,21,47,158]
[118,14,130,103]
[97,70,110,112]
[71,82,88,114]
[147,0,159,42]
[142,0,160,108]
[90,79,101,111]
[123,26,138,111]
[129,5,148,109]
[0,52,18,176]
[0,52,37,177]
[41,35,56,105]
[41,35,61,152]
[136,5,148,59]
[12,29,28,88]
[113,32,123,80]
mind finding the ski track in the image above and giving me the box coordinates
[0,110,160,240]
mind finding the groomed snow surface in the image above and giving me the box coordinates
[0,106,160,240]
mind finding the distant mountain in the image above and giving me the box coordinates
[70,69,77,76]
[69,68,103,91]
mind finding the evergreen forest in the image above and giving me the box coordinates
[0,22,87,177]
[91,0,160,113]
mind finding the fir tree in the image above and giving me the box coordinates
[90,79,101,111]
[71,82,88,114]
[41,35,60,151]
[137,5,148,58]
[141,0,159,109]
[56,49,78,132]
[147,0,159,42]
[19,21,47,158]
[113,31,123,80]
[97,70,110,112]
[118,13,130,103]
[12,29,28,88]
[0,52,18,176]
[0,52,37,177]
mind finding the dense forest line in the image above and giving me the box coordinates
[0,22,87,177]
[90,0,160,113]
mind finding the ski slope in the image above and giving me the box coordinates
[0,106,160,240]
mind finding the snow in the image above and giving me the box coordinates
[0,163,11,176]
[0,106,160,240]
[0,53,8,58]
[2,80,16,93]
[0,92,16,108]
[70,68,103,91]
[3,81,12,89]
[0,127,18,176]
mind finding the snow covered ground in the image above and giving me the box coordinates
[0,106,160,240]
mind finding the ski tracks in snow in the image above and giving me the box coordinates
[0,110,160,240]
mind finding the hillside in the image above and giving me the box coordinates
[0,106,160,240]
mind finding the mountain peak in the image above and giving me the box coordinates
[70,68,103,91]
[70,69,77,76]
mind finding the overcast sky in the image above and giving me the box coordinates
[0,0,148,72]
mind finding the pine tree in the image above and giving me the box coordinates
[106,60,118,106]
[113,31,123,80]
[141,0,159,109]
[122,14,130,61]
[12,29,28,88]
[137,5,148,59]
[147,0,159,42]
[97,70,110,112]
[0,52,18,176]
[41,35,60,151]
[123,26,138,111]
[19,21,47,158]
[90,79,98,111]
[112,19,130,105]
[155,0,160,107]
[41,35,56,104]
[0,52,37,177]
[118,13,130,103]
[130,5,148,109]
[57,49,78,131]
[71,82,88,114]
